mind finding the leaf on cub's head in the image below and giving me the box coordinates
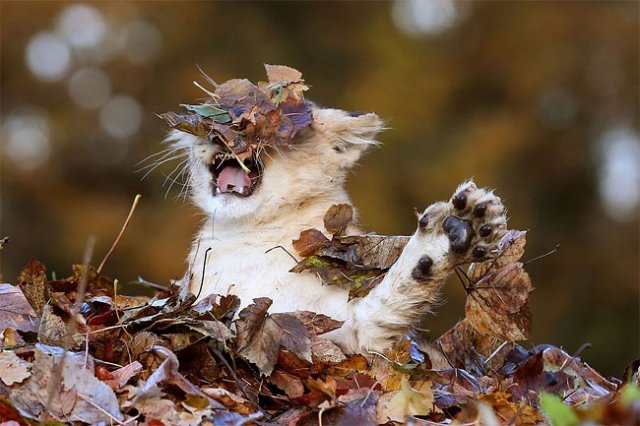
[181,104,231,123]
[264,64,303,85]
[159,65,314,160]
[235,298,312,375]
[323,204,354,236]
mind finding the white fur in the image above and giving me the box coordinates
[167,106,507,354]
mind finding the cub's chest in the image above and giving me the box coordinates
[199,237,299,292]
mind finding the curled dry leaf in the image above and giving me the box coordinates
[103,360,143,390]
[323,204,354,235]
[0,284,40,333]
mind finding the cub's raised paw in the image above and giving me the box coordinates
[416,180,508,269]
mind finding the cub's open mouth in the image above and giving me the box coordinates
[209,151,262,197]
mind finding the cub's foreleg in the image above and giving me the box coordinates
[329,181,508,353]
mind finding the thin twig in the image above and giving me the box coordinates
[41,236,95,425]
[76,392,124,425]
[524,244,560,266]
[97,195,141,274]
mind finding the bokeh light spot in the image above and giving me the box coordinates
[25,32,71,82]
[99,95,143,140]
[392,0,458,37]
[122,20,163,64]
[597,127,640,222]
[56,4,106,49]
[2,111,52,171]
[67,67,112,109]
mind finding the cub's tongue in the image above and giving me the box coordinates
[217,165,251,194]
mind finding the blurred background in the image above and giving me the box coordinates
[1,1,638,376]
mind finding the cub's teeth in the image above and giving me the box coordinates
[215,187,221,195]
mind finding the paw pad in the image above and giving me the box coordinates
[411,255,433,281]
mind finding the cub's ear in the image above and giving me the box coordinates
[312,108,384,167]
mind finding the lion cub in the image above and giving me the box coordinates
[163,66,507,354]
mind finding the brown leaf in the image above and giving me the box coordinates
[10,344,123,424]
[478,392,544,426]
[103,361,143,390]
[37,304,84,348]
[1,327,26,348]
[465,262,533,341]
[323,204,354,235]
[293,311,344,336]
[0,351,31,385]
[435,318,514,374]
[202,387,257,415]
[15,260,48,316]
[236,298,311,375]
[376,376,438,424]
[292,229,331,257]
[127,331,160,360]
[0,284,40,333]
[317,387,378,426]
[267,368,305,398]
[330,235,410,270]
[468,230,528,280]
[371,340,411,391]
[510,350,572,404]
[311,337,347,364]
[132,346,224,409]
[264,64,303,85]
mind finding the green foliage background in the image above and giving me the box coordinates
[1,2,638,376]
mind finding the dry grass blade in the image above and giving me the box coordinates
[41,235,95,425]
[97,194,141,274]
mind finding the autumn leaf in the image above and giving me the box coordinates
[265,64,303,85]
[465,262,533,341]
[292,311,344,336]
[0,351,31,385]
[376,375,438,423]
[292,229,331,257]
[15,259,48,316]
[181,103,231,123]
[323,204,353,235]
[10,344,123,424]
[0,283,40,333]
[236,298,312,375]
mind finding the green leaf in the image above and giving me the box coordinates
[539,393,579,426]
[181,104,232,123]
[621,384,640,407]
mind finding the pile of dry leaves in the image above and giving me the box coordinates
[1,207,638,425]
